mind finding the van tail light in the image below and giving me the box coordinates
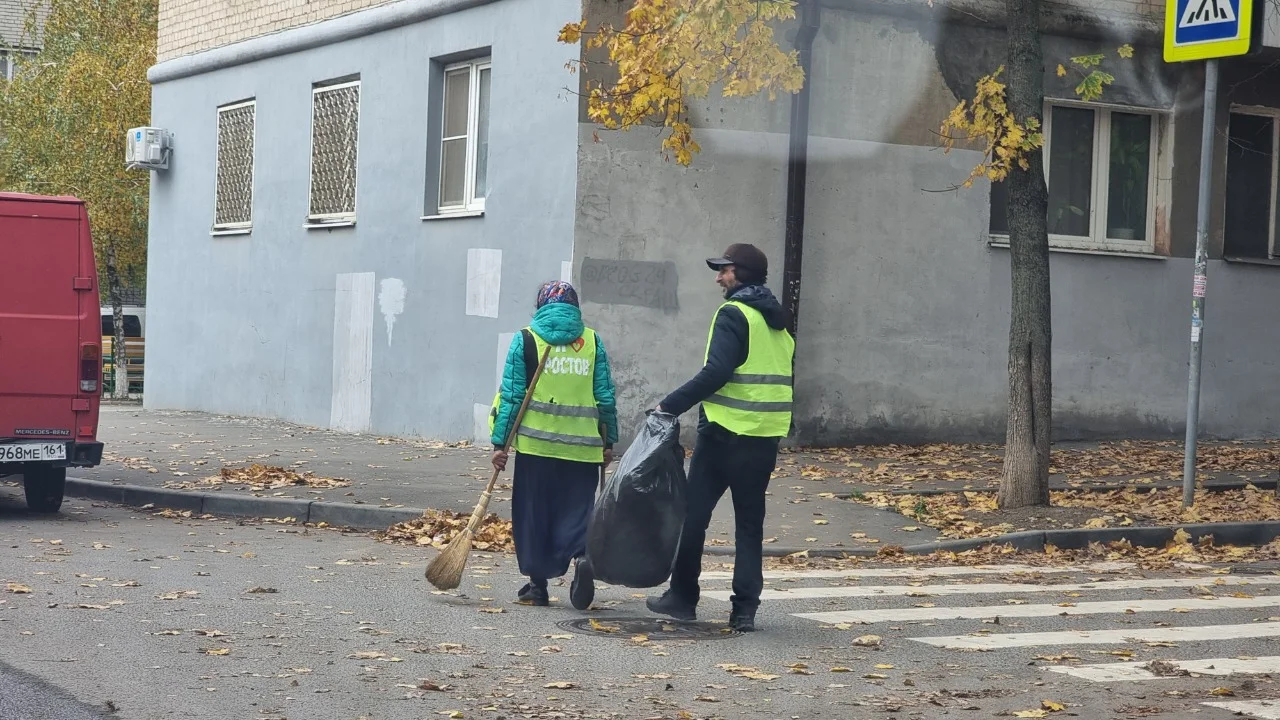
[80,343,100,393]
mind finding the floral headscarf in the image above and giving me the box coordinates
[536,280,579,309]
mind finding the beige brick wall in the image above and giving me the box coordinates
[157,0,401,62]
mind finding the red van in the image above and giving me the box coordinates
[0,193,104,512]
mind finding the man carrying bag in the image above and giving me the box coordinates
[647,243,795,632]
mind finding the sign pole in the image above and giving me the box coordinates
[1181,58,1219,511]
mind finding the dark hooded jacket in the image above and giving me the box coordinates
[660,283,791,438]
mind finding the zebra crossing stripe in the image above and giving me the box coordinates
[1203,700,1280,719]
[702,576,1280,602]
[911,621,1280,650]
[1048,656,1280,682]
[700,564,1094,581]
[794,594,1280,624]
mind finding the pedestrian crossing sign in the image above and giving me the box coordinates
[1165,0,1254,62]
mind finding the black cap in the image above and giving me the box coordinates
[706,243,768,275]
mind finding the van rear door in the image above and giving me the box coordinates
[0,194,88,440]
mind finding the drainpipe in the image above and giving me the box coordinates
[782,0,821,337]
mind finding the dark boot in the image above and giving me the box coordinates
[645,589,697,621]
[569,557,595,611]
[517,580,549,607]
[729,605,757,632]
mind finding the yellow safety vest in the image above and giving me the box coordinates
[491,328,604,464]
[702,301,795,438]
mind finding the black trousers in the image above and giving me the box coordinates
[511,452,598,583]
[668,430,779,612]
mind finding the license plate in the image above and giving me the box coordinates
[0,443,67,462]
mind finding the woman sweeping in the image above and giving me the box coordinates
[489,280,619,610]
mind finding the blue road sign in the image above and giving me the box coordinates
[1165,0,1253,61]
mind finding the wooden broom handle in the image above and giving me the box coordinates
[486,344,553,491]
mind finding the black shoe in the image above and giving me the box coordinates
[729,607,757,632]
[517,581,549,607]
[569,557,595,611]
[645,590,696,621]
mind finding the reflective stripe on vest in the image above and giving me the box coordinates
[512,327,605,463]
[702,301,795,438]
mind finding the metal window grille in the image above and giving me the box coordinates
[309,81,361,220]
[214,101,255,229]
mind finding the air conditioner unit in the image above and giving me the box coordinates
[125,127,172,171]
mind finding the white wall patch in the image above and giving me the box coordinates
[330,272,375,433]
[561,260,573,283]
[473,403,491,446]
[466,248,502,318]
[378,278,406,346]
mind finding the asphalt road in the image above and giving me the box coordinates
[0,660,111,720]
[4,489,1280,720]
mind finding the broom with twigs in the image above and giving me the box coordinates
[425,344,552,590]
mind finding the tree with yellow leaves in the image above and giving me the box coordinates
[561,0,1131,508]
[0,0,156,399]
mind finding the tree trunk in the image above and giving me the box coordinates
[106,241,129,401]
[997,0,1052,508]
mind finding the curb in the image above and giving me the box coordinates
[898,521,1280,555]
[843,478,1279,498]
[65,478,419,531]
[64,479,1280,559]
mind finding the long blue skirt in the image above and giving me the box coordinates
[511,452,600,582]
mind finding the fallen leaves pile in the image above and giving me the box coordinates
[163,463,351,490]
[852,485,1280,539]
[783,439,1280,488]
[377,509,514,552]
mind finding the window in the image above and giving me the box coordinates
[1224,109,1280,260]
[0,50,34,81]
[308,79,361,224]
[101,315,142,338]
[991,103,1159,253]
[437,58,491,214]
[213,100,255,233]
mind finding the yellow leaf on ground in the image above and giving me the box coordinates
[544,681,577,689]
[1210,687,1234,697]
[1013,711,1048,719]
[1042,700,1066,711]
[853,634,882,647]
[588,619,620,633]
[5,583,32,594]
[203,648,230,656]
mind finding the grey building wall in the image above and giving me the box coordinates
[573,3,1280,445]
[145,0,583,441]
[0,0,44,49]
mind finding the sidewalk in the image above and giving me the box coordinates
[57,406,1279,556]
[70,405,933,553]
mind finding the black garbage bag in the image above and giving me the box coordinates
[586,411,688,588]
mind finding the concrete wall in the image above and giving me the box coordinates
[145,0,583,441]
[572,3,1280,445]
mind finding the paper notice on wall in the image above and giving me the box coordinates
[1192,324,1202,342]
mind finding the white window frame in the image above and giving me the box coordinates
[211,99,256,235]
[307,79,361,226]
[991,100,1162,255]
[1225,105,1280,260]
[436,58,491,215]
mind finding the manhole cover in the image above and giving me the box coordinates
[555,616,741,640]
